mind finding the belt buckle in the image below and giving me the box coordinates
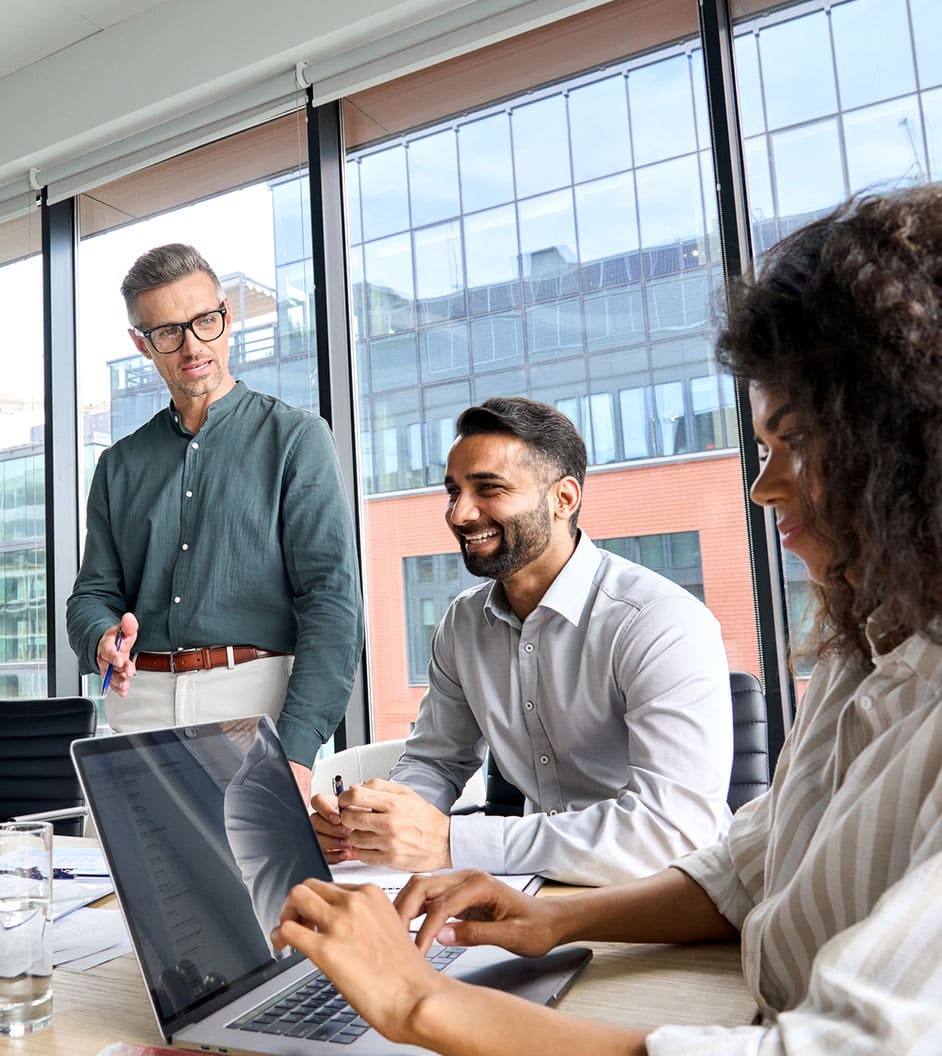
[168,648,199,673]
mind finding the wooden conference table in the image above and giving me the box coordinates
[8,840,757,1055]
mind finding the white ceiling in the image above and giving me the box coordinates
[0,0,165,81]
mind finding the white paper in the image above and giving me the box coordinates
[52,907,131,970]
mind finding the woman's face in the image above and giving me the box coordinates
[749,384,831,585]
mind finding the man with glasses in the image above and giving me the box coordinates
[67,243,363,801]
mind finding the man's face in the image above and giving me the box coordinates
[444,433,556,580]
[128,271,232,404]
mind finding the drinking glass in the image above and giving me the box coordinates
[0,821,53,1036]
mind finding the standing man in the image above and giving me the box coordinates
[312,397,732,885]
[67,243,363,801]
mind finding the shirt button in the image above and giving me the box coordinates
[539,754,549,765]
[524,643,534,653]
[859,695,873,710]
[525,701,534,710]
[548,809,558,817]
[185,490,193,498]
[191,441,199,450]
[181,543,189,551]
[173,596,181,604]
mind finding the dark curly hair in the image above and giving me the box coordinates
[717,184,942,661]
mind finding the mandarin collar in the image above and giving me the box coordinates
[167,380,247,437]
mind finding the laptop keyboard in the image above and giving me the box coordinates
[230,946,466,1045]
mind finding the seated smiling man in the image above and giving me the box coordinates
[312,397,732,885]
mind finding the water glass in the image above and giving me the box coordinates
[0,821,53,1036]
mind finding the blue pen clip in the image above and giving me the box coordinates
[102,629,124,692]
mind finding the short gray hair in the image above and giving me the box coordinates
[121,243,223,326]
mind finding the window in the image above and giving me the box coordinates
[598,531,704,601]
[75,114,313,699]
[348,3,759,739]
[0,214,46,697]
[403,555,486,685]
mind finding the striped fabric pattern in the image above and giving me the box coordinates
[648,620,942,1054]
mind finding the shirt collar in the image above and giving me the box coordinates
[482,532,602,627]
[166,379,247,436]
[866,607,942,686]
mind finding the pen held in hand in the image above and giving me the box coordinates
[332,774,345,796]
[102,629,124,692]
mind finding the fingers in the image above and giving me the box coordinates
[118,611,139,645]
[97,612,140,688]
[311,792,343,824]
[310,797,361,863]
[395,871,502,955]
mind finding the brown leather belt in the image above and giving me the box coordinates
[134,646,287,673]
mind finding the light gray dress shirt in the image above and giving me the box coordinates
[649,617,942,1054]
[390,533,733,885]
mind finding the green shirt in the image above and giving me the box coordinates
[67,382,363,765]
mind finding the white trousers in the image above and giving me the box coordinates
[105,655,294,732]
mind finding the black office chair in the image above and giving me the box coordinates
[470,671,771,817]
[726,671,770,812]
[0,697,97,836]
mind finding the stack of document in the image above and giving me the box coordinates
[51,847,132,970]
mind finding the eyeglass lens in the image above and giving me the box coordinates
[149,310,225,354]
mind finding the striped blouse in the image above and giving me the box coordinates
[647,618,942,1055]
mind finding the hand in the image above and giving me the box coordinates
[289,761,311,806]
[396,869,561,957]
[96,612,139,696]
[272,878,446,1044]
[309,792,361,865]
[335,779,452,872]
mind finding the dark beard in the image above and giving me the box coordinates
[460,499,552,579]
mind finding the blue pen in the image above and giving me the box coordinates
[102,629,124,692]
[332,774,345,796]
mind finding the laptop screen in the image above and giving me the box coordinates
[72,717,332,1034]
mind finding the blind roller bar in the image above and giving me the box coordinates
[43,71,304,208]
[302,0,608,99]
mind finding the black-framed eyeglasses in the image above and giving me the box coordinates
[134,305,227,355]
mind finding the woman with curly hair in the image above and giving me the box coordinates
[272,185,942,1055]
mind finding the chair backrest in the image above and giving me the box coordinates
[481,670,771,817]
[0,697,97,836]
[310,738,485,811]
[727,670,770,812]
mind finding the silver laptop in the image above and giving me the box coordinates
[71,716,590,1055]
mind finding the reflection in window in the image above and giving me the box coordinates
[843,97,927,191]
[403,554,486,684]
[0,236,47,697]
[757,9,836,129]
[358,146,410,240]
[458,114,515,212]
[512,94,572,198]
[569,76,631,182]
[414,221,465,325]
[771,119,845,220]
[364,234,415,337]
[518,190,579,302]
[629,55,699,166]
[831,0,915,110]
[408,130,461,227]
[464,205,520,311]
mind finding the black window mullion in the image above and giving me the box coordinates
[41,193,81,695]
[698,0,792,769]
[305,95,369,750]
